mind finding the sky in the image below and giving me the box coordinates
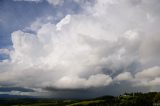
[0,0,160,98]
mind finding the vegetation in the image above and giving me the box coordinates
[0,92,160,106]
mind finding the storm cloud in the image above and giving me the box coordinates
[0,0,160,98]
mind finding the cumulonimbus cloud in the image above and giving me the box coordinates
[1,0,160,96]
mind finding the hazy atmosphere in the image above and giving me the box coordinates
[0,0,160,98]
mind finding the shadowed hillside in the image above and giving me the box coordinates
[0,92,160,106]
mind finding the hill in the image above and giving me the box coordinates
[0,92,160,106]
